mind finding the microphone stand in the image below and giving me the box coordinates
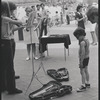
[25,22,46,94]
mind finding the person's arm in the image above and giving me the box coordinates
[75,12,87,22]
[34,21,41,31]
[12,25,25,32]
[42,10,48,19]
[95,23,98,40]
[76,16,87,22]
[79,41,86,68]
[2,16,23,26]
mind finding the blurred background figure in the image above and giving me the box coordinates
[75,5,86,29]
[65,7,70,25]
[60,12,63,24]
[86,4,98,40]
[24,7,39,60]
[39,3,48,38]
[90,23,97,45]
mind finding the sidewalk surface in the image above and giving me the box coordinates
[2,21,98,100]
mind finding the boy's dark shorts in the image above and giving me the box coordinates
[83,57,89,68]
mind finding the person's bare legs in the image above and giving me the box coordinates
[77,68,86,92]
[84,66,90,84]
[80,68,86,85]
[26,44,31,60]
[91,31,97,45]
[32,44,35,57]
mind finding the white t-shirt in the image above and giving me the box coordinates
[90,23,96,32]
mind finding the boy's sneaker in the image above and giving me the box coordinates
[77,85,86,92]
[85,83,90,88]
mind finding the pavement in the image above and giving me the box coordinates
[2,21,98,100]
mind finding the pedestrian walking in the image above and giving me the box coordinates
[73,27,90,92]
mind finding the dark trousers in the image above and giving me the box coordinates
[40,25,47,37]
[1,40,16,92]
[11,39,16,59]
[40,18,47,38]
[66,15,70,24]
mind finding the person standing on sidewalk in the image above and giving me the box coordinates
[39,3,48,38]
[65,7,70,25]
[75,5,86,29]
[36,4,42,38]
[86,5,98,40]
[39,3,48,57]
[90,23,97,45]
[1,1,23,94]
[73,27,90,92]
[9,2,22,79]
[24,7,39,60]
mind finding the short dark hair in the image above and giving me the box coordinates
[40,3,45,7]
[25,7,32,12]
[56,11,58,13]
[76,5,83,12]
[36,4,40,7]
[65,7,68,10]
[9,1,17,11]
[1,1,16,17]
[73,27,86,38]
[86,6,98,21]
[31,5,35,8]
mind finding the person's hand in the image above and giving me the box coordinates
[79,63,83,68]
[16,20,23,26]
[34,27,37,31]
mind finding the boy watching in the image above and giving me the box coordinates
[73,27,90,92]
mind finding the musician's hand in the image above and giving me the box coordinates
[38,36,41,40]
[34,27,37,31]
[26,28,29,32]
[16,21,23,26]
[79,63,83,68]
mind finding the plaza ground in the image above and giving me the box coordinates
[2,21,98,100]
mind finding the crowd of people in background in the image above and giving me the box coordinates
[1,0,98,96]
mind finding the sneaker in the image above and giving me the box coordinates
[77,85,86,92]
[8,88,22,94]
[26,57,30,61]
[85,83,90,88]
[34,57,40,60]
